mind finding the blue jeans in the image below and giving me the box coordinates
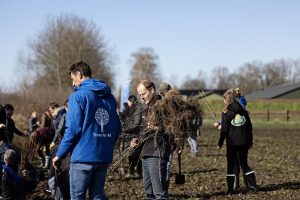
[188,136,198,153]
[142,157,169,200]
[70,162,108,200]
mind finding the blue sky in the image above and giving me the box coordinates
[1,1,300,91]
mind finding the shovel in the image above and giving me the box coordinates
[175,152,185,184]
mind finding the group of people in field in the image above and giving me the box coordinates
[0,98,70,199]
[0,104,39,199]
[0,60,258,200]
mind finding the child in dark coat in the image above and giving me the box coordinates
[217,89,258,195]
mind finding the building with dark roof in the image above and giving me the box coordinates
[245,82,300,100]
[179,89,227,100]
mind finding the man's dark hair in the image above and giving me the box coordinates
[69,61,92,78]
[139,80,156,91]
[128,95,137,103]
[49,101,59,109]
[64,99,69,107]
[4,104,14,111]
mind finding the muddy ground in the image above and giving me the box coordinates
[27,127,300,199]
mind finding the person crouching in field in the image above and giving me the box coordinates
[1,149,38,200]
[217,89,258,195]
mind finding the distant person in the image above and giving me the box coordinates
[4,104,27,144]
[158,82,178,192]
[0,128,10,161]
[119,102,130,123]
[48,102,59,117]
[35,106,55,168]
[48,100,70,200]
[50,102,66,134]
[123,95,143,178]
[28,111,39,133]
[235,88,247,109]
[0,105,9,145]
[40,108,54,129]
[52,61,121,199]
[217,89,258,195]
[187,112,202,157]
[158,82,172,97]
[51,100,68,147]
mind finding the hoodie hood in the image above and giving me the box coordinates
[75,79,111,97]
[228,101,244,114]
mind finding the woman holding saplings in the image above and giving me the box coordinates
[217,89,258,195]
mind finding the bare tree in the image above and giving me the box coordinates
[20,13,114,92]
[263,59,289,86]
[235,59,292,94]
[129,47,161,91]
[181,71,207,89]
[210,66,232,89]
[234,61,264,94]
[290,59,300,83]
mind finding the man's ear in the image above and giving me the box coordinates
[76,71,83,79]
[150,87,155,94]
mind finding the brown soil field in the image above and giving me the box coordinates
[26,127,300,199]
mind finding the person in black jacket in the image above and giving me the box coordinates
[217,89,258,195]
[0,105,8,143]
[123,95,143,178]
[4,104,27,144]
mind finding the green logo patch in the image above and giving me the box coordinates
[231,114,246,126]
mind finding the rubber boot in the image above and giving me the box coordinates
[233,157,240,189]
[135,159,142,178]
[126,156,135,179]
[234,172,240,189]
[245,172,258,192]
[243,174,247,187]
[226,175,235,195]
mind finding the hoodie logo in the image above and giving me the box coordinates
[95,108,109,132]
[231,114,246,126]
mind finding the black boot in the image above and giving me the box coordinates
[242,174,247,188]
[226,175,235,195]
[233,162,240,189]
[245,172,258,192]
[234,173,240,190]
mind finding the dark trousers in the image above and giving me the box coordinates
[226,145,257,192]
[226,145,252,175]
[128,146,142,175]
[128,155,142,175]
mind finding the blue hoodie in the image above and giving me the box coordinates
[56,79,121,164]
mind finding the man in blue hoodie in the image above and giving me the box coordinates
[52,61,121,200]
